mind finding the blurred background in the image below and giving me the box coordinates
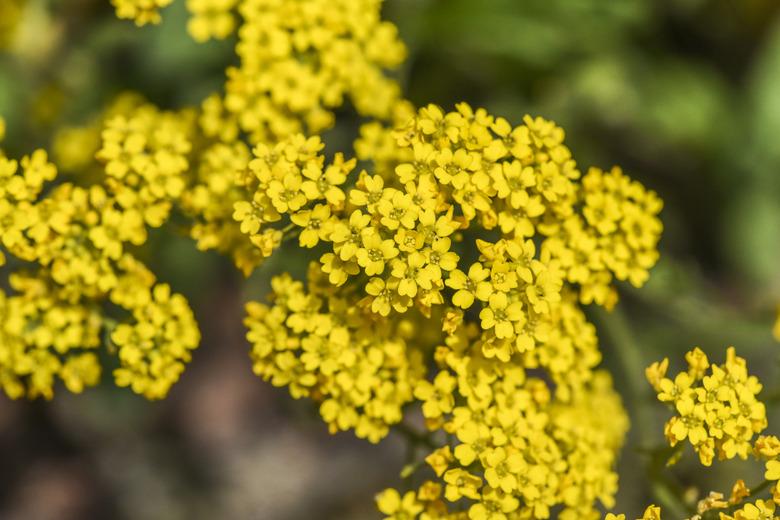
[1,0,780,518]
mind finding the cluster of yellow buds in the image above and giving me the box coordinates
[245,268,427,442]
[171,0,409,275]
[235,101,660,518]
[607,348,780,520]
[186,0,237,42]
[111,0,174,26]
[0,107,200,400]
[647,347,767,466]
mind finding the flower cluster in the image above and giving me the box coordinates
[112,283,200,399]
[647,346,767,466]
[606,348,780,520]
[0,273,102,399]
[545,165,663,309]
[0,105,200,400]
[97,103,195,231]
[236,103,661,519]
[245,268,427,442]
[186,0,236,42]
[396,351,628,520]
[111,0,174,25]
[7,2,670,517]
[170,0,409,275]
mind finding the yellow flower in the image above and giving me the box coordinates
[425,446,453,478]
[766,460,780,481]
[186,0,236,42]
[378,190,419,230]
[376,488,424,520]
[391,252,435,298]
[482,447,525,493]
[454,421,491,466]
[291,204,336,248]
[443,468,482,502]
[266,174,307,214]
[331,210,371,261]
[350,172,386,210]
[640,505,662,520]
[301,153,352,207]
[479,293,523,339]
[415,371,457,419]
[446,263,491,309]
[468,487,519,520]
[732,499,775,520]
[492,161,535,209]
[356,231,399,276]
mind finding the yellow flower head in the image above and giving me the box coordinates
[650,347,767,465]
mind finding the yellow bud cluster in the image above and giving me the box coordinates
[111,0,174,25]
[186,0,237,42]
[97,105,195,229]
[112,283,200,399]
[544,166,663,308]
[607,348,780,520]
[232,105,659,518]
[0,274,102,399]
[0,103,200,400]
[648,347,767,466]
[245,268,427,443]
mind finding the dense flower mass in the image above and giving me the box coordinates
[606,348,780,520]
[2,1,671,518]
[647,347,767,466]
[245,268,427,442]
[171,0,409,275]
[236,101,661,517]
[0,107,199,400]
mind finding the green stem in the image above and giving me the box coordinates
[102,316,119,354]
[393,421,438,451]
[748,479,773,498]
